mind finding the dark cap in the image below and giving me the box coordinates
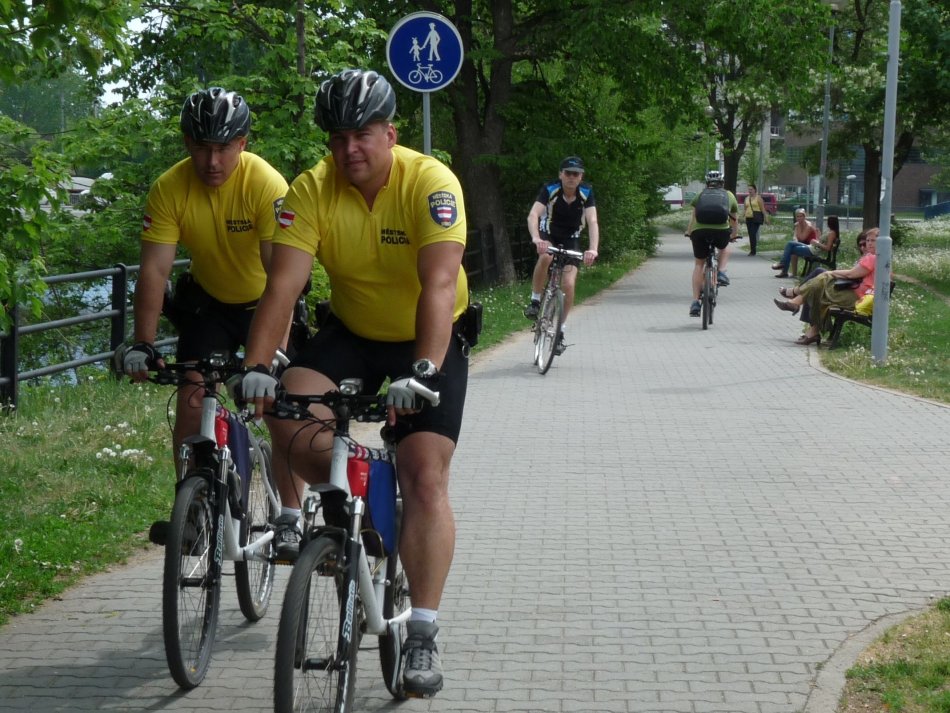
[560,156,584,172]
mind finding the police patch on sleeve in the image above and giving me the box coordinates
[428,191,458,228]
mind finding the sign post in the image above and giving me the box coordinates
[386,12,464,155]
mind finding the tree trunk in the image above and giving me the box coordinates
[445,0,516,284]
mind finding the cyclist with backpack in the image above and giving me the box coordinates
[684,170,738,317]
[522,156,600,353]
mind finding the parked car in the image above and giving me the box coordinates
[734,192,779,216]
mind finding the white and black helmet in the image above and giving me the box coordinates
[314,69,396,132]
[180,87,251,144]
[705,169,724,187]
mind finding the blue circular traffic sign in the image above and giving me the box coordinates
[386,12,463,93]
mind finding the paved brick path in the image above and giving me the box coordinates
[2,229,949,712]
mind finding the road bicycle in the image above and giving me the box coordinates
[531,245,584,374]
[147,354,281,689]
[270,379,437,712]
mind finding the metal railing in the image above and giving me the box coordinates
[0,260,188,409]
[1,226,526,410]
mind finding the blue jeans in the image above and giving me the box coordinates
[778,241,813,270]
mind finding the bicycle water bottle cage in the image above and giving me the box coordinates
[227,467,245,520]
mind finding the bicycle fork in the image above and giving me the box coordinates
[333,498,365,686]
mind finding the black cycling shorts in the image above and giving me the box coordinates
[543,232,581,252]
[289,314,469,445]
[175,300,255,362]
[690,228,731,259]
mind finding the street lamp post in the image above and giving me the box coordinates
[845,173,857,229]
[872,0,903,364]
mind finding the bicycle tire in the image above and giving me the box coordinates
[275,535,355,713]
[378,498,409,699]
[537,289,564,374]
[532,290,548,366]
[702,262,713,330]
[162,474,220,689]
[235,439,278,622]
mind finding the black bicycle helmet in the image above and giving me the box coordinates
[314,69,396,132]
[180,87,251,144]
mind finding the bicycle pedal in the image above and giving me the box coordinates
[402,689,439,700]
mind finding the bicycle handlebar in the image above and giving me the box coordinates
[546,245,585,261]
[270,388,390,424]
[147,354,243,387]
[145,348,290,387]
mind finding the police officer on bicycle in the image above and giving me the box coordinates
[123,87,287,465]
[234,68,470,698]
[684,169,738,317]
[523,156,600,354]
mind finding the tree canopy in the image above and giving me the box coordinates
[2,0,948,331]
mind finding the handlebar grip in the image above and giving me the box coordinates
[408,379,441,408]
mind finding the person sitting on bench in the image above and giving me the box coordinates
[771,228,877,346]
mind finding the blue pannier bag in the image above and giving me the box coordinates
[228,413,252,515]
[366,459,397,556]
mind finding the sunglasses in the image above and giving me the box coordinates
[563,170,583,177]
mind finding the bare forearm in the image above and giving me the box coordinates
[244,298,292,367]
[414,284,456,369]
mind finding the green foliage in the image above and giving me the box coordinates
[661,0,829,189]
[0,116,71,331]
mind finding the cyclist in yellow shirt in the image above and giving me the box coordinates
[234,69,470,698]
[123,87,288,466]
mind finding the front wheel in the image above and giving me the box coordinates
[236,439,278,621]
[275,536,355,713]
[163,474,220,689]
[536,289,564,374]
[701,263,714,330]
[379,498,409,699]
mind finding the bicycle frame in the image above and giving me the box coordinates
[281,384,410,635]
[184,393,277,564]
[161,361,279,565]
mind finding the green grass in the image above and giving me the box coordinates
[841,598,950,712]
[0,376,175,622]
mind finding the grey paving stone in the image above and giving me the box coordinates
[1,230,948,712]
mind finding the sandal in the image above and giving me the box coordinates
[773,298,800,315]
[779,287,797,298]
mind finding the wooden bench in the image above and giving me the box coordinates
[826,281,896,348]
[799,236,840,278]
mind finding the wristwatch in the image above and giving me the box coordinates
[411,358,439,380]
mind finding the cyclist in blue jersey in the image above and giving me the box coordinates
[523,156,600,353]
